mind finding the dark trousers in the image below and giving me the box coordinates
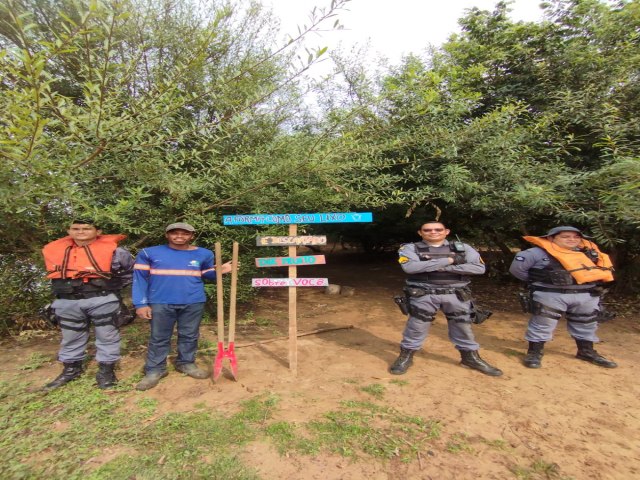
[144,303,205,374]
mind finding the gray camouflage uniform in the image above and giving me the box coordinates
[51,248,134,363]
[509,247,601,342]
[398,240,484,351]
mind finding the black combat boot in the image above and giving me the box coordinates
[96,362,118,389]
[389,347,416,375]
[460,350,503,376]
[43,361,84,391]
[575,339,617,368]
[523,341,545,368]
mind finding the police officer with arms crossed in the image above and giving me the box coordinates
[41,219,134,391]
[390,221,502,376]
[509,226,617,369]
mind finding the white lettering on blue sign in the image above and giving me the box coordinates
[223,212,373,225]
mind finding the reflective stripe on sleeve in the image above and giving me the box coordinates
[149,269,202,277]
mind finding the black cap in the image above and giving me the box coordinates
[71,218,99,228]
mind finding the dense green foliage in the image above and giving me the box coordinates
[322,0,639,283]
[1,0,639,331]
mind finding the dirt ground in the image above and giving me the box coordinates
[3,250,640,479]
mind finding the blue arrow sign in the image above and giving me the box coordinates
[223,212,373,226]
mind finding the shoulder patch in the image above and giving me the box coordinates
[514,256,525,261]
[398,256,409,264]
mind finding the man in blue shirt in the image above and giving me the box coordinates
[133,222,232,390]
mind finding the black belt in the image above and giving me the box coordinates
[532,286,595,294]
[56,290,114,300]
[405,286,459,295]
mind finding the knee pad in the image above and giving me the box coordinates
[58,317,90,332]
[532,301,563,320]
[411,306,435,323]
[445,309,473,324]
[92,311,119,328]
[566,310,599,324]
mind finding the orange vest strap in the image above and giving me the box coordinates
[522,236,614,284]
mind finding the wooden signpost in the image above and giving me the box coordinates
[256,236,326,247]
[255,255,326,268]
[223,212,373,375]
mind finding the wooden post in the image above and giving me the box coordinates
[288,224,297,375]
[214,243,224,344]
[222,212,373,375]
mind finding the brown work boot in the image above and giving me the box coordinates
[136,371,168,391]
[175,363,209,379]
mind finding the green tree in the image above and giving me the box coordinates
[1,0,392,330]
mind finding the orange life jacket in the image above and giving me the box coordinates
[43,234,125,280]
[523,236,614,284]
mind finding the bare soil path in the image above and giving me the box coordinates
[3,250,639,479]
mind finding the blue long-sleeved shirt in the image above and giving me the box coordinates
[132,245,217,307]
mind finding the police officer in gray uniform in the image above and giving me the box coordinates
[390,221,502,376]
[42,219,134,391]
[509,226,617,369]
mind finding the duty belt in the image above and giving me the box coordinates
[56,290,114,300]
[532,286,595,294]
[405,286,458,296]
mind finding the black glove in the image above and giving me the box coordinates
[452,254,466,265]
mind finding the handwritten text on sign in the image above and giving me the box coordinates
[224,212,373,226]
[255,255,326,268]
[252,278,329,287]
[256,235,326,247]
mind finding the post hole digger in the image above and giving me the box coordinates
[213,241,239,381]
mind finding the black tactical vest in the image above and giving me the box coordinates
[407,243,469,285]
[528,257,576,286]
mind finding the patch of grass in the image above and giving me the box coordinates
[390,379,408,386]
[198,337,215,350]
[483,438,510,451]
[19,352,52,371]
[238,310,272,327]
[343,378,359,384]
[503,348,523,357]
[0,377,445,476]
[119,324,149,355]
[0,379,275,479]
[302,400,442,461]
[510,459,567,480]
[446,433,474,454]
[360,383,385,399]
[234,393,280,424]
[265,421,319,455]
[135,397,158,415]
[254,317,273,327]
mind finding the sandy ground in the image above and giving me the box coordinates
[3,250,640,479]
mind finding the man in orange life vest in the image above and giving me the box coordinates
[42,219,134,390]
[509,226,617,369]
